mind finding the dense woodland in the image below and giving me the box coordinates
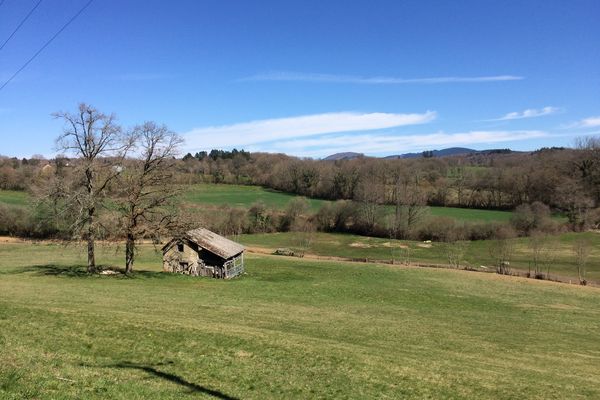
[2,137,600,243]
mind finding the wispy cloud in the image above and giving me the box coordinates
[560,115,600,130]
[241,71,524,84]
[490,106,561,121]
[183,111,436,150]
[253,130,548,157]
[568,116,600,128]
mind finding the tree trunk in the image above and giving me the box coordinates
[86,166,96,274]
[87,207,96,273]
[87,237,95,273]
[125,234,135,274]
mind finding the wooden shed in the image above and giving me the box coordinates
[162,228,245,279]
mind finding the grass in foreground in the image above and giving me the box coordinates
[1,242,600,399]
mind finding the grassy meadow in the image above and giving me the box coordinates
[239,231,600,283]
[183,183,328,212]
[183,183,515,222]
[0,190,29,207]
[1,241,600,399]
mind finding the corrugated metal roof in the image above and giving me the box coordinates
[185,228,244,259]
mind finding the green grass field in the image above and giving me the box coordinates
[0,190,29,206]
[239,231,600,282]
[183,184,328,212]
[183,183,514,222]
[1,242,599,399]
[428,206,512,221]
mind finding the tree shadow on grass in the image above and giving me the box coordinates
[7,264,170,279]
[14,264,90,277]
[111,362,240,399]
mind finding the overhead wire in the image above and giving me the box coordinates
[0,0,44,52]
[0,0,94,92]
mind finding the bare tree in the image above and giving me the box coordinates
[54,103,127,273]
[356,179,383,234]
[488,227,516,275]
[280,197,310,231]
[443,233,470,269]
[388,169,428,240]
[573,238,592,285]
[116,122,183,274]
[575,136,600,205]
[528,232,555,279]
[293,218,316,257]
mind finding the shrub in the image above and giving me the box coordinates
[511,201,552,235]
[279,197,309,232]
[415,216,457,241]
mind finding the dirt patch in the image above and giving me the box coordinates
[245,246,274,255]
[381,242,408,249]
[0,236,25,243]
[98,269,120,275]
[349,242,371,248]
[417,243,432,248]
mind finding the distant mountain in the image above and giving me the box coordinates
[324,147,517,161]
[323,152,364,161]
[385,147,478,159]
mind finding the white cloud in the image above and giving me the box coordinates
[560,115,600,129]
[491,106,561,121]
[241,71,524,84]
[576,116,600,128]
[253,130,548,158]
[183,111,436,150]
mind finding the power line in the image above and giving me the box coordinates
[0,0,44,52]
[0,0,94,93]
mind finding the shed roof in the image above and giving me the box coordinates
[184,228,244,259]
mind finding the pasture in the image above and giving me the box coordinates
[1,241,600,399]
[183,184,328,211]
[0,190,28,207]
[239,231,600,283]
[183,184,514,222]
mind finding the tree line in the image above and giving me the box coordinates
[175,141,600,231]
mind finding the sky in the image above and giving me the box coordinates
[0,0,599,159]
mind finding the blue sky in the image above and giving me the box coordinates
[0,0,599,158]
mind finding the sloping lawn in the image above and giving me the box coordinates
[1,242,599,399]
[183,183,327,211]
